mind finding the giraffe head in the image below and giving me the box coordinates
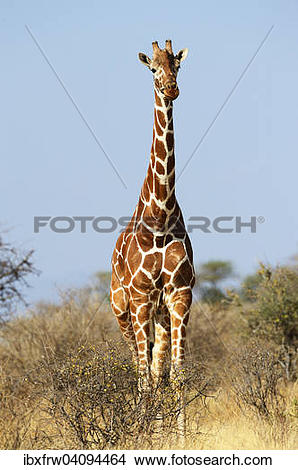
[138,40,188,101]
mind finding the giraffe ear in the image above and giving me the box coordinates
[138,53,151,68]
[176,48,188,63]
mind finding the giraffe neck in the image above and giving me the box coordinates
[151,88,175,197]
[140,87,176,215]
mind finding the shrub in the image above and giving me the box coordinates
[228,341,283,418]
[0,290,208,449]
[231,263,298,379]
[42,344,207,449]
[240,272,262,302]
[246,265,298,345]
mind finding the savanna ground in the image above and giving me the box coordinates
[0,261,297,450]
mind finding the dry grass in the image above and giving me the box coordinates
[186,381,298,450]
[0,289,297,450]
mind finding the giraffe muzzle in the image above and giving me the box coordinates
[163,82,179,100]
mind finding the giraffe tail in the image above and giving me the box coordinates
[149,312,156,361]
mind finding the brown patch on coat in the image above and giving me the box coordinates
[171,219,186,239]
[155,139,166,159]
[154,111,163,136]
[112,289,127,312]
[147,165,154,192]
[141,180,150,202]
[166,132,174,150]
[136,224,154,251]
[135,199,144,220]
[133,269,153,291]
[185,236,194,263]
[171,316,182,329]
[168,173,175,189]
[172,328,179,340]
[161,272,171,285]
[156,160,165,175]
[155,236,164,248]
[127,237,142,273]
[157,110,166,128]
[143,252,162,277]
[165,234,173,245]
[167,154,175,173]
[166,192,176,210]
[172,260,193,287]
[150,154,156,169]
[164,241,186,271]
[138,304,152,323]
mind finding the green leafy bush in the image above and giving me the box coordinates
[235,264,298,379]
[240,272,263,302]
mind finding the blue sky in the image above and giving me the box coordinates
[1,0,298,304]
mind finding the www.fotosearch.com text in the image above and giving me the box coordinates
[33,215,265,234]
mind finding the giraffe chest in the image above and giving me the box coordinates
[121,229,194,296]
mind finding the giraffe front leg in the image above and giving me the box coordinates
[168,288,191,376]
[130,299,153,394]
[110,274,138,367]
[151,304,171,388]
[150,304,171,438]
[167,287,192,441]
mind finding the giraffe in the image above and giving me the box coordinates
[110,40,195,430]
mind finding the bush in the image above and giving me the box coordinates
[41,344,206,449]
[246,265,298,345]
[0,290,207,449]
[228,341,283,418]
[240,272,262,302]
[231,263,298,379]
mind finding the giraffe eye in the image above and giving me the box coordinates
[151,68,156,73]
